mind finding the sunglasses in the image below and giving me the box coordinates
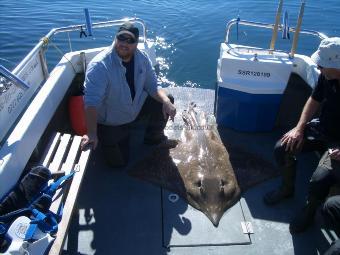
[116,34,137,44]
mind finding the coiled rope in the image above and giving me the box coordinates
[40,36,77,74]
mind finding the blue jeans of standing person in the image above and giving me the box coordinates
[323,196,340,255]
[312,152,340,254]
[312,153,340,214]
[320,169,340,255]
[324,239,340,255]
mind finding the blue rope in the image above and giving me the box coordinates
[44,172,75,197]
[0,171,75,241]
[25,209,60,240]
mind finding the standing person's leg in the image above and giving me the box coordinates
[324,238,340,255]
[137,94,174,145]
[97,124,130,167]
[290,151,340,233]
[322,195,340,232]
[263,133,327,205]
[322,195,340,255]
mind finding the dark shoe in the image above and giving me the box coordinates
[263,187,294,205]
[289,206,315,234]
[144,134,167,145]
[289,199,321,234]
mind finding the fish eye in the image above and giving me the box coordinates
[220,180,225,187]
[196,180,202,187]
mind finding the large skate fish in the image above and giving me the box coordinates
[128,103,241,227]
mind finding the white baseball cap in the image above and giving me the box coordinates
[311,37,340,69]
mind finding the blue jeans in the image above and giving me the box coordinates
[324,238,340,255]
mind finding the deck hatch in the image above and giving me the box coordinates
[162,189,251,248]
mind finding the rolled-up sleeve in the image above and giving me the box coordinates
[143,57,159,97]
[84,62,108,109]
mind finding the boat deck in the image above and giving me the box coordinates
[62,87,335,255]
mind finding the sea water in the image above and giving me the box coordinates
[0,0,339,89]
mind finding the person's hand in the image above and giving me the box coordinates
[329,148,340,161]
[281,126,304,152]
[162,101,176,121]
[81,132,98,150]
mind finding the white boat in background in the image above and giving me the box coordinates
[0,2,338,253]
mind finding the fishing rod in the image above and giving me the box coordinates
[269,0,283,51]
[290,0,306,58]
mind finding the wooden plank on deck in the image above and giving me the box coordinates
[48,147,91,255]
[61,136,82,175]
[49,133,71,175]
[40,132,61,167]
[49,136,82,214]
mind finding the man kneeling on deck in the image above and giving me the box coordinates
[81,22,176,167]
[263,37,340,234]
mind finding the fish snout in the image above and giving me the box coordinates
[207,212,222,227]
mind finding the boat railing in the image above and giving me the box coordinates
[13,17,148,76]
[0,17,149,145]
[224,18,327,48]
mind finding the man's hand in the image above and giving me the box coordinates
[280,97,320,152]
[81,133,98,150]
[281,126,305,152]
[162,101,176,121]
[329,148,340,161]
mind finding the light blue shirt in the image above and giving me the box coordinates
[84,46,159,126]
